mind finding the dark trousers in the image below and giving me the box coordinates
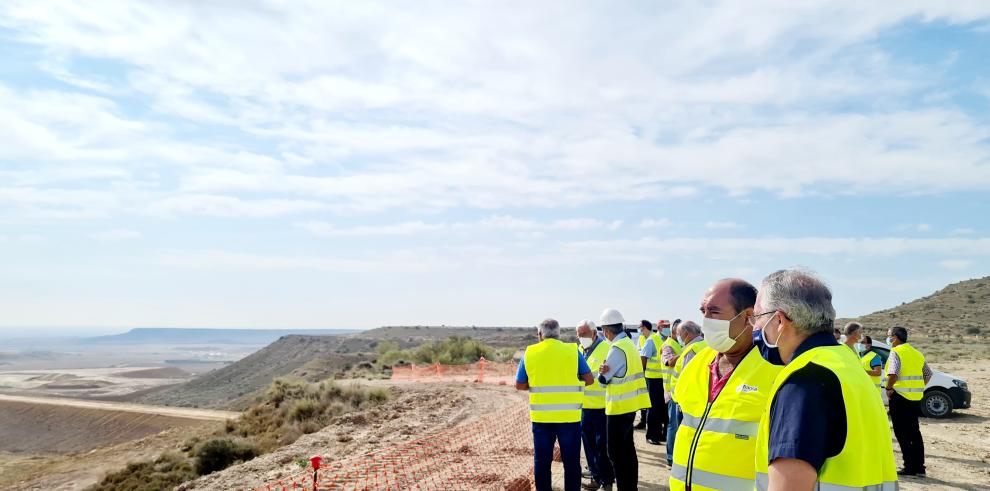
[890,393,926,472]
[606,412,638,491]
[645,378,667,441]
[581,408,613,485]
[533,421,582,491]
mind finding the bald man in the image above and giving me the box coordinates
[669,278,784,491]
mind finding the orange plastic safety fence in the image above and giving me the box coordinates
[389,359,519,385]
[247,400,537,491]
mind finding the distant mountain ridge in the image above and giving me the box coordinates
[838,275,990,338]
[83,327,360,345]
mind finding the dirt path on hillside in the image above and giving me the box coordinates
[0,394,239,421]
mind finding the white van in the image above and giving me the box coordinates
[867,341,971,418]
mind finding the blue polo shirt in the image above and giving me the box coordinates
[515,347,591,384]
[767,331,846,472]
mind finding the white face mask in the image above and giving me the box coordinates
[677,335,685,345]
[885,337,893,345]
[759,314,783,349]
[579,337,594,349]
[701,310,749,353]
[854,342,864,353]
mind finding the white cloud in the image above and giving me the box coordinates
[146,195,329,218]
[0,2,989,222]
[90,229,142,242]
[562,237,990,259]
[299,215,615,237]
[298,220,445,237]
[952,228,975,235]
[705,221,740,230]
[916,223,932,232]
[938,259,973,270]
[640,218,672,229]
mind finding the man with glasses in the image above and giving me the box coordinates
[668,278,783,491]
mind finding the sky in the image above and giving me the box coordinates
[1,1,989,333]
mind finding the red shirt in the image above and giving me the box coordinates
[708,353,736,402]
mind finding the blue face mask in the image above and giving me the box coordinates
[753,328,784,366]
[661,328,671,337]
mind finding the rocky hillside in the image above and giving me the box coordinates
[838,276,990,340]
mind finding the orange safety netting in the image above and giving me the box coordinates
[389,358,518,385]
[249,359,552,491]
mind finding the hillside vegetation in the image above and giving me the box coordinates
[141,328,534,409]
[88,378,390,491]
[139,335,375,409]
[838,275,990,360]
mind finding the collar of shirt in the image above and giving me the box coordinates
[613,332,629,341]
[684,335,703,347]
[792,331,840,360]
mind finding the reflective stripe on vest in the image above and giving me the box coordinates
[524,338,584,423]
[890,343,926,402]
[756,473,899,491]
[672,464,754,491]
[755,345,899,490]
[604,336,651,416]
[680,413,758,437]
[582,339,610,409]
[669,347,781,491]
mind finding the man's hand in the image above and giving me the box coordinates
[599,363,610,374]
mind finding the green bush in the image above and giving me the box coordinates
[965,326,981,335]
[376,340,400,354]
[86,453,196,491]
[194,438,259,476]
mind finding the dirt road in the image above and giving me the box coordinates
[0,394,239,421]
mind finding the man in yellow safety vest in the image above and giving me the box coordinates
[516,318,595,491]
[885,325,932,477]
[576,320,613,490]
[668,278,783,491]
[638,320,667,444]
[753,269,897,490]
[597,308,651,491]
[860,335,883,391]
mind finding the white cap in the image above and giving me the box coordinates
[600,308,625,327]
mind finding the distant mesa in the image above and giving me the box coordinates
[82,328,361,345]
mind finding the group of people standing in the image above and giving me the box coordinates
[518,268,930,491]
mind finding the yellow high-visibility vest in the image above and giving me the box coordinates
[670,338,708,399]
[582,338,610,410]
[669,347,782,491]
[645,333,665,379]
[661,336,683,392]
[888,343,926,401]
[755,345,897,491]
[604,336,651,416]
[523,338,585,423]
[860,351,882,390]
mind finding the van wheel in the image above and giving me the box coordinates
[921,390,952,418]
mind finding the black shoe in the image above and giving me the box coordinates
[916,468,926,477]
[582,480,602,490]
[647,439,662,445]
[897,469,916,476]
[633,422,646,430]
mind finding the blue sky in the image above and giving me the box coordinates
[1,2,989,332]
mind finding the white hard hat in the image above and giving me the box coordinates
[600,308,625,327]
